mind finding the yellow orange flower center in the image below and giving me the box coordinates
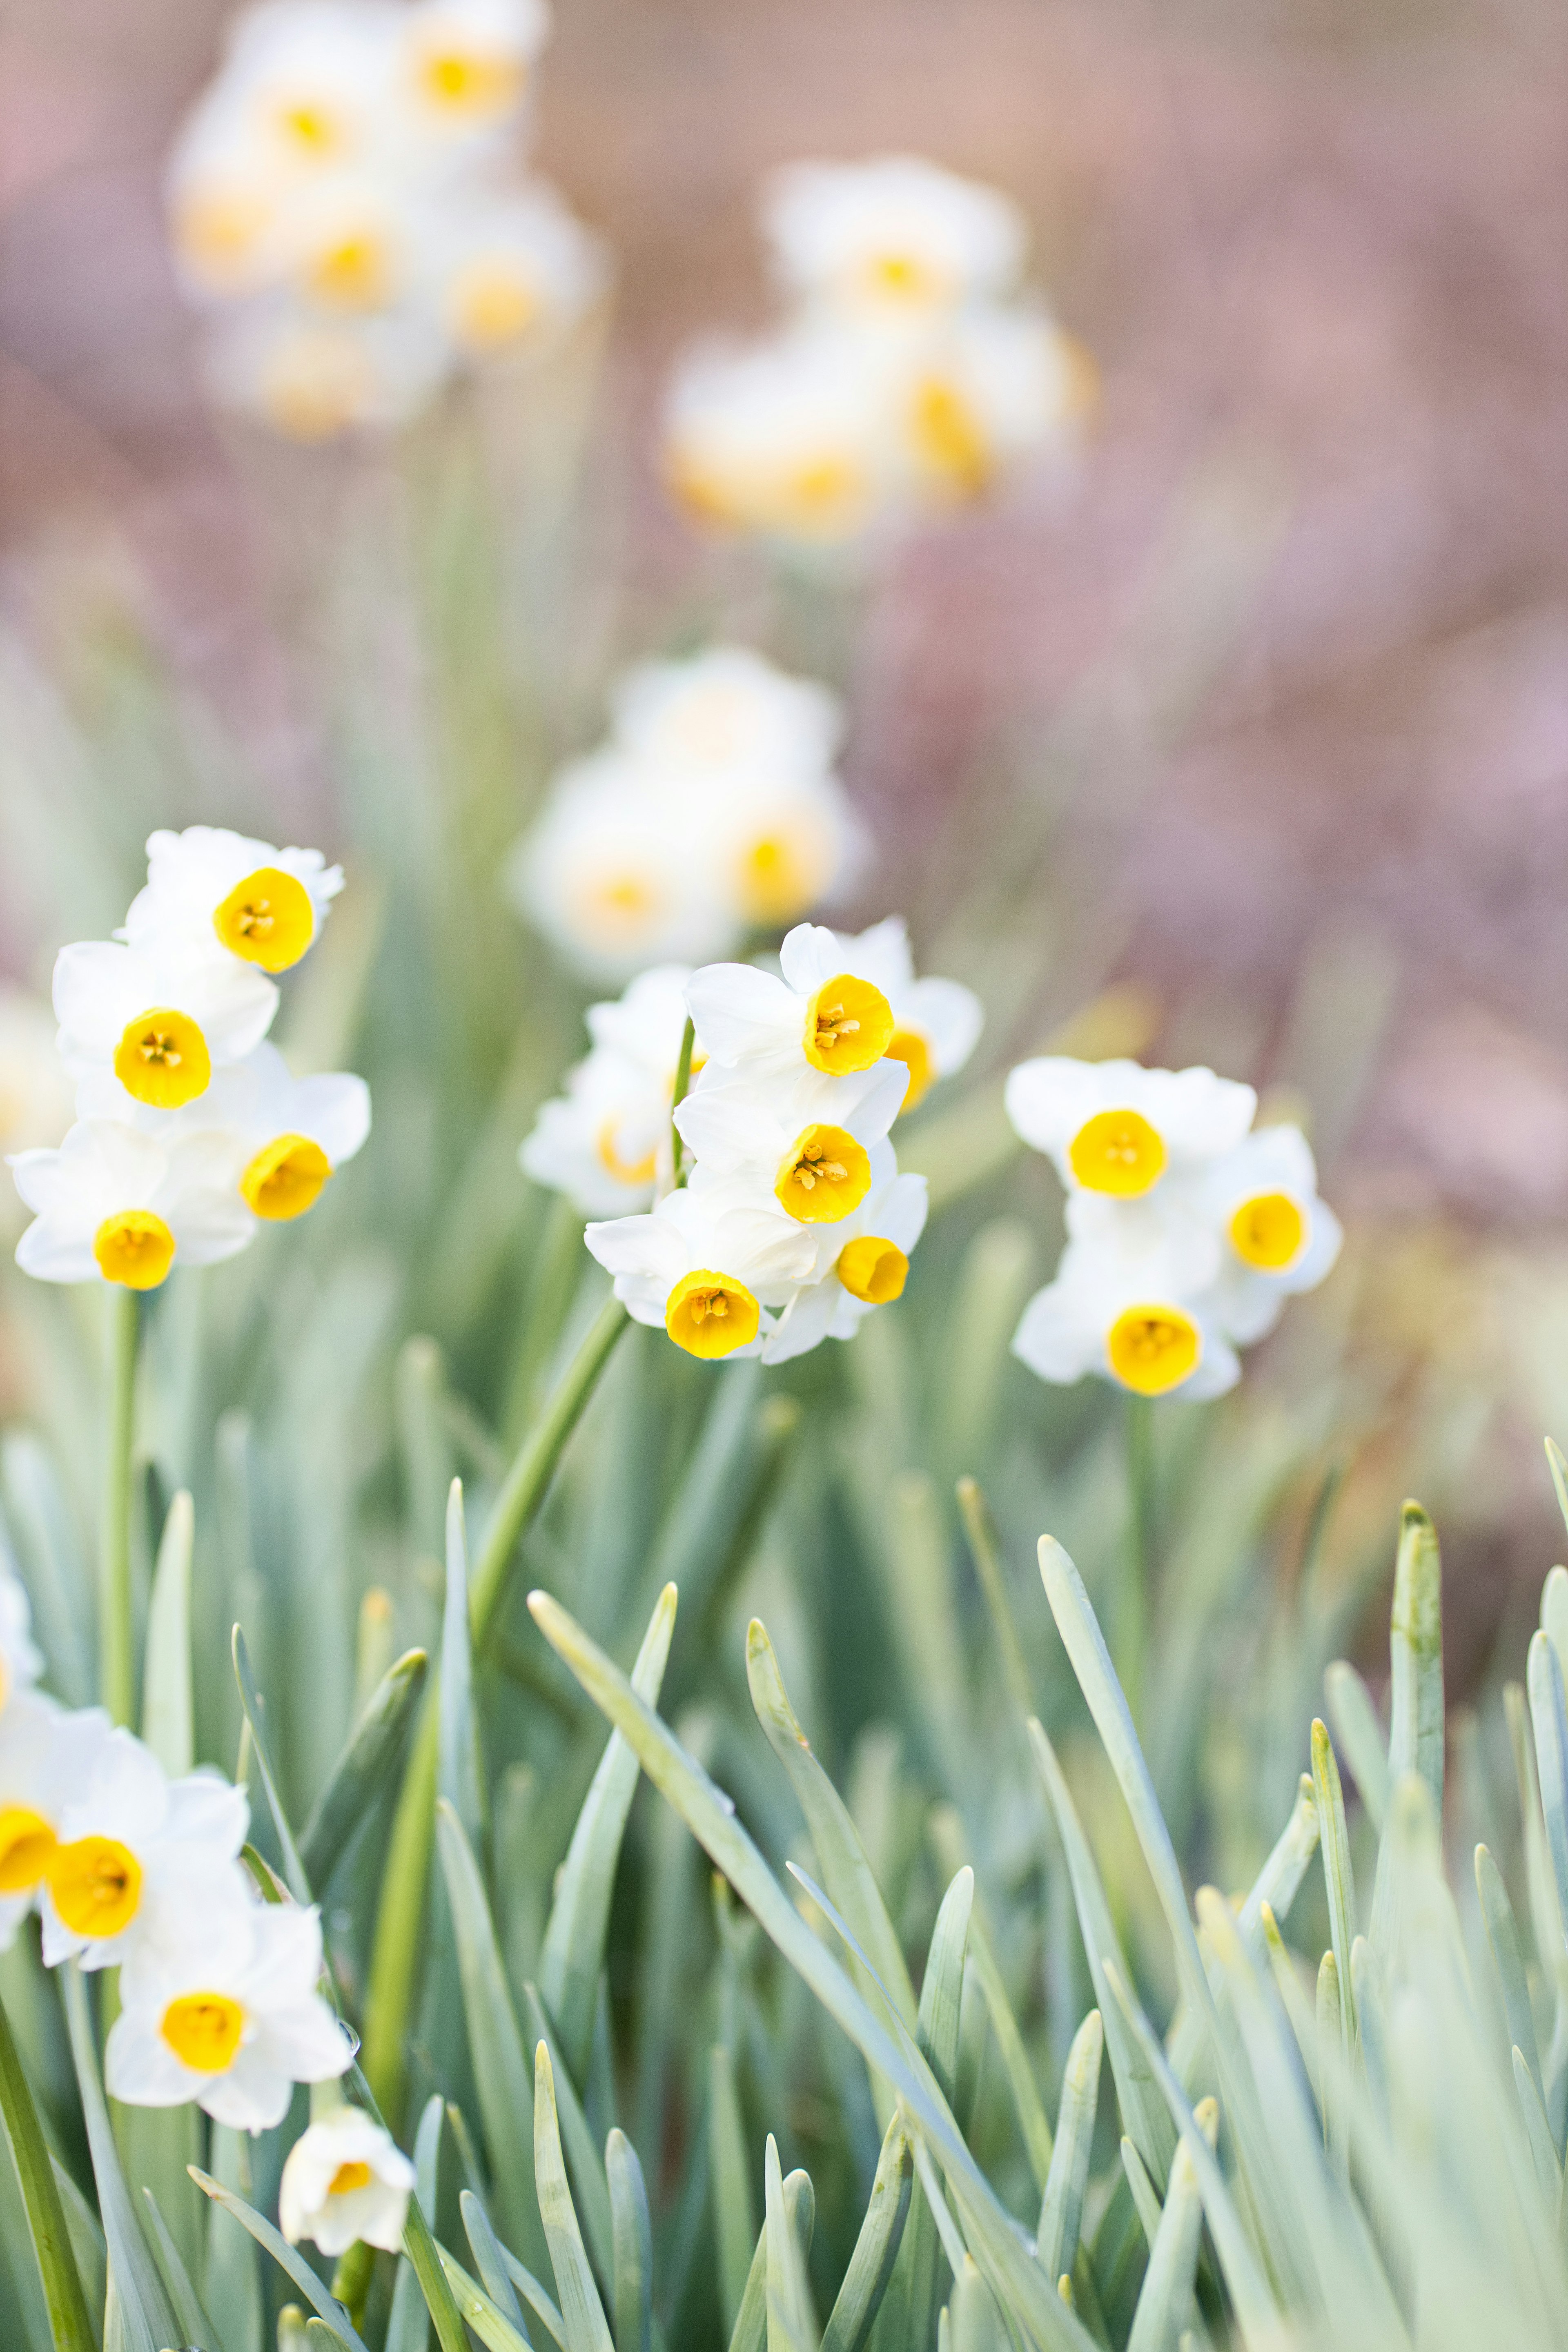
[48,1836,143,1938]
[261,337,372,440]
[162,1992,245,2074]
[308,231,392,312]
[450,262,538,350]
[1229,1191,1305,1272]
[417,46,523,114]
[276,100,343,154]
[596,1118,657,1190]
[885,1027,934,1112]
[911,377,992,497]
[0,1808,57,1894]
[330,2160,376,2196]
[836,1236,908,1305]
[733,829,830,925]
[214,867,316,971]
[775,1125,871,1224]
[1068,1109,1166,1198]
[176,190,271,277]
[1107,1306,1200,1398]
[241,1134,332,1222]
[665,1270,761,1359]
[94,1212,176,1292]
[114,1007,211,1109]
[864,251,943,302]
[802,976,894,1076]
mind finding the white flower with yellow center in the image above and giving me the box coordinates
[611,647,843,786]
[521,966,695,1215]
[761,1165,927,1364]
[204,299,451,438]
[1004,1056,1257,1204]
[1189,1123,1343,1344]
[894,303,1089,506]
[1012,1213,1238,1403]
[0,1567,43,1720]
[0,1694,90,1952]
[280,2108,416,2252]
[439,181,606,356]
[762,156,1029,316]
[684,924,906,1088]
[676,1061,909,1231]
[54,939,278,1114]
[702,768,872,933]
[38,1728,249,1972]
[395,0,548,145]
[663,323,888,545]
[107,1895,351,2131]
[126,826,343,977]
[198,0,401,176]
[11,1123,256,1292]
[821,918,981,1111]
[585,1181,818,1361]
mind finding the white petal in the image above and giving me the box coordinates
[1011,1281,1103,1385]
[293,1072,372,1165]
[203,2047,293,2133]
[104,2012,197,2107]
[899,977,983,1075]
[682,964,797,1067]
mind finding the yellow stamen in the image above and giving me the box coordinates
[416,47,523,114]
[276,100,342,153]
[308,232,392,312]
[1068,1108,1166,1198]
[911,378,992,498]
[665,1269,761,1360]
[94,1212,176,1292]
[1229,1192,1305,1272]
[865,251,942,301]
[48,1836,143,1938]
[113,1007,211,1109]
[161,1992,245,2074]
[214,867,316,971]
[241,1134,332,1222]
[450,263,538,350]
[733,830,828,925]
[596,1119,657,1190]
[1107,1306,1200,1397]
[330,2160,375,2196]
[0,1808,56,1895]
[885,1027,934,1112]
[836,1236,908,1305]
[775,1125,871,1225]
[802,975,895,1076]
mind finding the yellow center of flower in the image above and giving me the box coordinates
[579,873,661,937]
[911,378,992,497]
[330,2160,376,2196]
[0,1809,57,1894]
[48,1837,143,1938]
[802,976,895,1076]
[214,867,316,971]
[885,1027,934,1112]
[836,1236,909,1305]
[785,455,862,526]
[261,336,373,441]
[93,1212,176,1292]
[417,46,523,114]
[241,1134,332,1221]
[308,231,392,312]
[733,829,829,925]
[1068,1109,1166,1198]
[176,190,271,278]
[596,1119,657,1190]
[775,1125,871,1224]
[1107,1306,1200,1397]
[450,261,538,350]
[113,1008,211,1109]
[664,1269,761,1359]
[276,100,343,154]
[161,1992,245,2073]
[1228,1191,1305,1272]
[864,251,943,301]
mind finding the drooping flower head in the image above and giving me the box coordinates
[281,2107,416,2250]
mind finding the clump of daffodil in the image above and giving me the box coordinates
[662,153,1094,549]
[166,0,606,440]
[579,919,979,1362]
[1005,1054,1342,1400]
[9,825,370,1294]
[506,645,870,981]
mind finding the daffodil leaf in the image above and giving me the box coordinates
[1387,1502,1443,1817]
[1476,1844,1544,2104]
[0,1989,96,2352]
[1036,2009,1102,2284]
[522,1987,612,2292]
[140,2185,227,2352]
[494,2242,568,2348]
[187,2167,369,2352]
[1118,2140,1161,2253]
[1548,1437,1568,1544]
[956,1478,1035,1724]
[462,2189,532,2341]
[1310,1721,1358,2050]
[950,2253,1010,2352]
[140,1489,193,1776]
[964,1909,1052,2195]
[902,1867,974,2349]
[727,2172,813,2352]
[433,2241,536,2352]
[202,2127,259,2352]
[305,2321,358,2352]
[764,2134,820,2352]
[1528,1634,1568,1938]
[1513,2047,1561,2205]
[61,1967,180,2352]
[605,2130,652,2352]
[439,1479,486,1853]
[400,2193,470,2352]
[533,2041,614,2352]
[1323,1663,1389,1833]
[709,2041,755,2338]
[298,1645,429,1893]
[385,2096,443,2352]
[231,1624,311,1903]
[1123,2119,1211,2352]
[819,2108,913,2352]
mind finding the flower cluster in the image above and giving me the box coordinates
[663,154,1092,547]
[1005,1056,1342,1401]
[506,645,869,981]
[9,826,369,1292]
[166,0,606,439]
[575,919,980,1363]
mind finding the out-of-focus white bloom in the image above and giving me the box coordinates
[394,0,549,147]
[0,1570,43,1718]
[11,1123,256,1290]
[684,922,904,1085]
[612,647,843,783]
[204,299,452,437]
[763,156,1029,315]
[108,1895,350,2131]
[762,1166,927,1363]
[439,181,606,355]
[280,2108,416,2251]
[892,304,1087,504]
[1004,1058,1257,1202]
[125,826,343,976]
[677,1065,908,1227]
[53,940,277,1111]
[1012,1221,1239,1402]
[586,1181,818,1359]
[39,1727,249,1971]
[521,966,694,1215]
[823,918,981,1110]
[664,323,890,544]
[0,1695,85,1952]
[1188,1123,1343,1344]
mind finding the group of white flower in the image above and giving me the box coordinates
[9,827,368,1294]
[507,645,870,982]
[523,917,981,1363]
[663,154,1092,548]
[166,0,605,439]
[1005,1057,1343,1400]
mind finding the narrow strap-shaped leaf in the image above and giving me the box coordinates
[496,2243,569,2348]
[523,1987,613,2290]
[437,2241,539,2350]
[387,2095,444,2352]
[306,2318,358,2350]
[1513,2048,1562,2206]
[1386,1502,1443,1815]
[904,1868,974,2349]
[764,2136,819,2352]
[62,1966,181,2352]
[141,1489,194,1774]
[1257,1907,1316,2093]
[440,1479,485,1849]
[950,2252,1010,2352]
[1314,1955,1347,2181]
[1036,2010,1102,2282]
[188,2167,369,2352]
[463,2189,533,2341]
[540,1585,678,2078]
[535,2041,615,2352]
[819,2110,913,2352]
[51,2155,106,2338]
[710,2041,755,2338]
[232,1624,312,1902]
[964,1910,1052,2192]
[1310,1721,1357,2048]
[1124,2100,1216,2352]
[0,1989,96,2352]
[141,2184,227,2352]
[1548,1437,1568,1542]
[1528,1633,1568,1934]
[606,2129,652,2352]
[956,1479,1034,1723]
[299,1647,429,1892]
[728,2173,812,2352]
[1168,1774,1320,2086]
[404,2181,478,2352]
[1476,1844,1544,2101]
[1119,2140,1162,2251]
[1323,1665,1389,1833]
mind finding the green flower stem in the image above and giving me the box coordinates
[1122,1394,1156,1718]
[331,2235,376,2323]
[100,1285,141,1726]
[362,1288,628,2120]
[670,1014,696,1189]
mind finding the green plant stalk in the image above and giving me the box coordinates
[1122,1394,1156,1716]
[0,1992,97,2352]
[670,1014,696,1188]
[100,1285,140,1726]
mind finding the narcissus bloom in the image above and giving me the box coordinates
[762,1166,928,1363]
[684,924,906,1085]
[11,1123,256,1290]
[439,181,606,355]
[280,2107,416,2251]
[1191,1123,1343,1344]
[126,827,343,976]
[586,1182,818,1360]
[54,941,277,1113]
[108,1896,351,2130]
[677,1062,909,1227]
[521,966,694,1214]
[1012,1223,1238,1403]
[205,300,451,436]
[893,304,1087,504]
[122,1042,369,1225]
[1004,1057,1257,1202]
[612,646,843,785]
[394,0,548,145]
[762,156,1029,315]
[0,1695,89,1952]
[822,918,982,1111]
[664,323,888,544]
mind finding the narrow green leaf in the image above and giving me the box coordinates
[1310,1721,1357,2049]
[0,1988,96,2352]
[1124,2101,1216,2352]
[820,2111,913,2352]
[764,2135,819,2352]
[461,2188,532,2341]
[434,2242,536,2352]
[203,2125,261,2352]
[955,1478,1033,1723]
[1323,1663,1389,1833]
[1476,1844,1544,2102]
[401,2191,471,2352]
[1548,1438,1568,1543]
[1543,1566,1568,1698]
[1036,2009,1102,2283]
[710,2042,755,2339]
[305,2321,357,2352]
[1314,1954,1346,2180]
[361,1701,438,2124]
[141,1489,194,1775]
[1513,2047,1561,2205]
[728,2172,812,2352]
[1528,1633,1568,1935]
[232,1625,312,1902]
[522,1987,613,2291]
[439,1479,485,1849]
[142,2183,228,2352]
[1387,1501,1443,1816]
[52,2156,106,2342]
[188,2167,369,2352]
[950,2253,1009,2352]
[63,1964,180,2352]
[495,2243,569,2348]
[299,1648,429,1892]
[964,1910,1052,2194]
[387,2094,443,2352]
[605,2130,652,2352]
[534,2041,614,2352]
[903,1868,974,2350]
[1118,2140,1161,2252]
[1257,1907,1316,2093]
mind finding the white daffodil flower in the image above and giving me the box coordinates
[107,1895,351,2131]
[11,1122,256,1291]
[394,0,549,147]
[1012,1210,1237,1402]
[53,940,277,1114]
[762,155,1029,316]
[762,1166,928,1364]
[204,297,452,437]
[610,646,843,786]
[0,1568,43,1719]
[1004,1056,1257,1204]
[439,181,607,357]
[684,923,909,1087]
[126,826,344,978]
[0,1694,90,1952]
[38,1727,250,1971]
[280,2107,416,2252]
[664,320,890,545]
[893,303,1087,506]
[824,917,982,1111]
[521,966,694,1215]
[586,1180,818,1361]
[704,766,872,933]
[1188,1123,1344,1344]
[677,1060,909,1229]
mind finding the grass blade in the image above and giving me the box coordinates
[534,2041,615,2352]
[299,1646,430,1892]
[1387,1502,1443,1817]
[964,1909,1053,2195]
[387,2094,444,2352]
[1310,1720,1358,2048]
[0,1989,96,2352]
[764,2136,819,2352]
[820,2109,913,2352]
[1036,2010,1102,2283]
[728,2173,813,2352]
[523,1987,613,2291]
[435,2241,537,2352]
[141,2183,227,2352]
[461,2187,532,2339]
[710,2041,755,2339]
[189,2167,369,2352]
[1476,1843,1544,2102]
[1323,1663,1389,1834]
[1119,2140,1161,2252]
[62,1964,180,2352]
[903,1868,974,2349]
[1123,2103,1216,2352]
[606,2129,652,2352]
[440,1479,485,1850]
[141,1489,193,1775]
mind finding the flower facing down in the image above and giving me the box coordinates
[762,155,1029,316]
[822,917,982,1111]
[1011,1218,1239,1403]
[0,1695,92,1953]
[1004,1057,1257,1203]
[124,826,343,976]
[108,1896,351,2132]
[280,2107,416,2252]
[761,1165,928,1364]
[586,1182,819,1361]
[521,965,694,1215]
[1191,1123,1344,1345]
[11,1123,257,1290]
[53,940,278,1114]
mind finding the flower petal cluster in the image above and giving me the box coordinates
[520,964,694,1214]
[280,2108,416,2252]
[166,0,605,439]
[663,154,1093,547]
[10,827,369,1292]
[582,918,980,1363]
[1006,1055,1342,1401]
[506,646,869,980]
